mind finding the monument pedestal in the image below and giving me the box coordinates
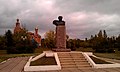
[53,16,71,52]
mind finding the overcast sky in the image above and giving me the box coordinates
[0,0,120,39]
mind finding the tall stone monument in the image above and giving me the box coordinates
[53,16,71,52]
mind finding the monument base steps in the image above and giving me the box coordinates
[57,52,92,69]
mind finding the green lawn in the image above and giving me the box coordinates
[34,48,51,53]
[94,53,120,60]
[0,53,34,63]
[0,50,7,55]
[94,49,120,60]
[0,48,51,63]
[76,47,94,52]
[1,48,120,63]
[76,48,120,60]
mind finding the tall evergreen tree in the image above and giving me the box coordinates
[103,30,107,38]
[95,34,97,38]
[90,35,93,39]
[5,30,13,47]
[116,34,120,49]
[98,30,103,38]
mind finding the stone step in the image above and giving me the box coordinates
[62,68,78,70]
[78,67,92,69]
[76,64,91,67]
[73,60,87,62]
[75,62,90,65]
[58,53,70,54]
[58,54,71,56]
[59,59,88,63]
[58,54,70,55]
[61,64,91,69]
[58,55,84,58]
[59,55,71,57]
[70,54,83,56]
[60,59,73,61]
[58,54,70,56]
[62,64,77,68]
[72,58,86,60]
[60,58,74,60]
[76,64,90,67]
[71,55,84,56]
[61,62,75,65]
[59,59,73,61]
[59,59,88,62]
[58,56,71,57]
[71,55,84,57]
[60,60,74,62]
[57,52,92,69]
[59,57,71,59]
[73,57,85,58]
[70,55,85,58]
[70,53,83,55]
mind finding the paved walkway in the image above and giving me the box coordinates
[0,57,29,72]
[24,68,120,72]
[0,57,120,72]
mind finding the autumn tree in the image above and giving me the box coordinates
[44,30,55,48]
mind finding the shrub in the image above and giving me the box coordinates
[107,49,115,53]
[6,42,36,54]
[95,48,107,53]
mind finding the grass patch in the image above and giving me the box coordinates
[0,58,8,63]
[34,48,51,53]
[0,48,51,63]
[94,52,120,60]
[89,56,112,64]
[0,50,7,55]
[30,56,57,66]
[76,47,94,52]
[0,54,34,63]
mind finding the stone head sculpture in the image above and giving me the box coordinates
[58,16,63,21]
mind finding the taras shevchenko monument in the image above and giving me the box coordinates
[53,16,71,52]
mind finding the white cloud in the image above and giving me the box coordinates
[64,12,120,39]
[0,0,120,39]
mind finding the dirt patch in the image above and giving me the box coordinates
[89,56,112,64]
[30,56,57,66]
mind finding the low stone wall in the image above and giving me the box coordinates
[83,52,120,68]
[31,53,45,61]
[24,52,61,71]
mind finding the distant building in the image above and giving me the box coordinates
[14,19,41,47]
[14,19,22,33]
[28,27,41,47]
